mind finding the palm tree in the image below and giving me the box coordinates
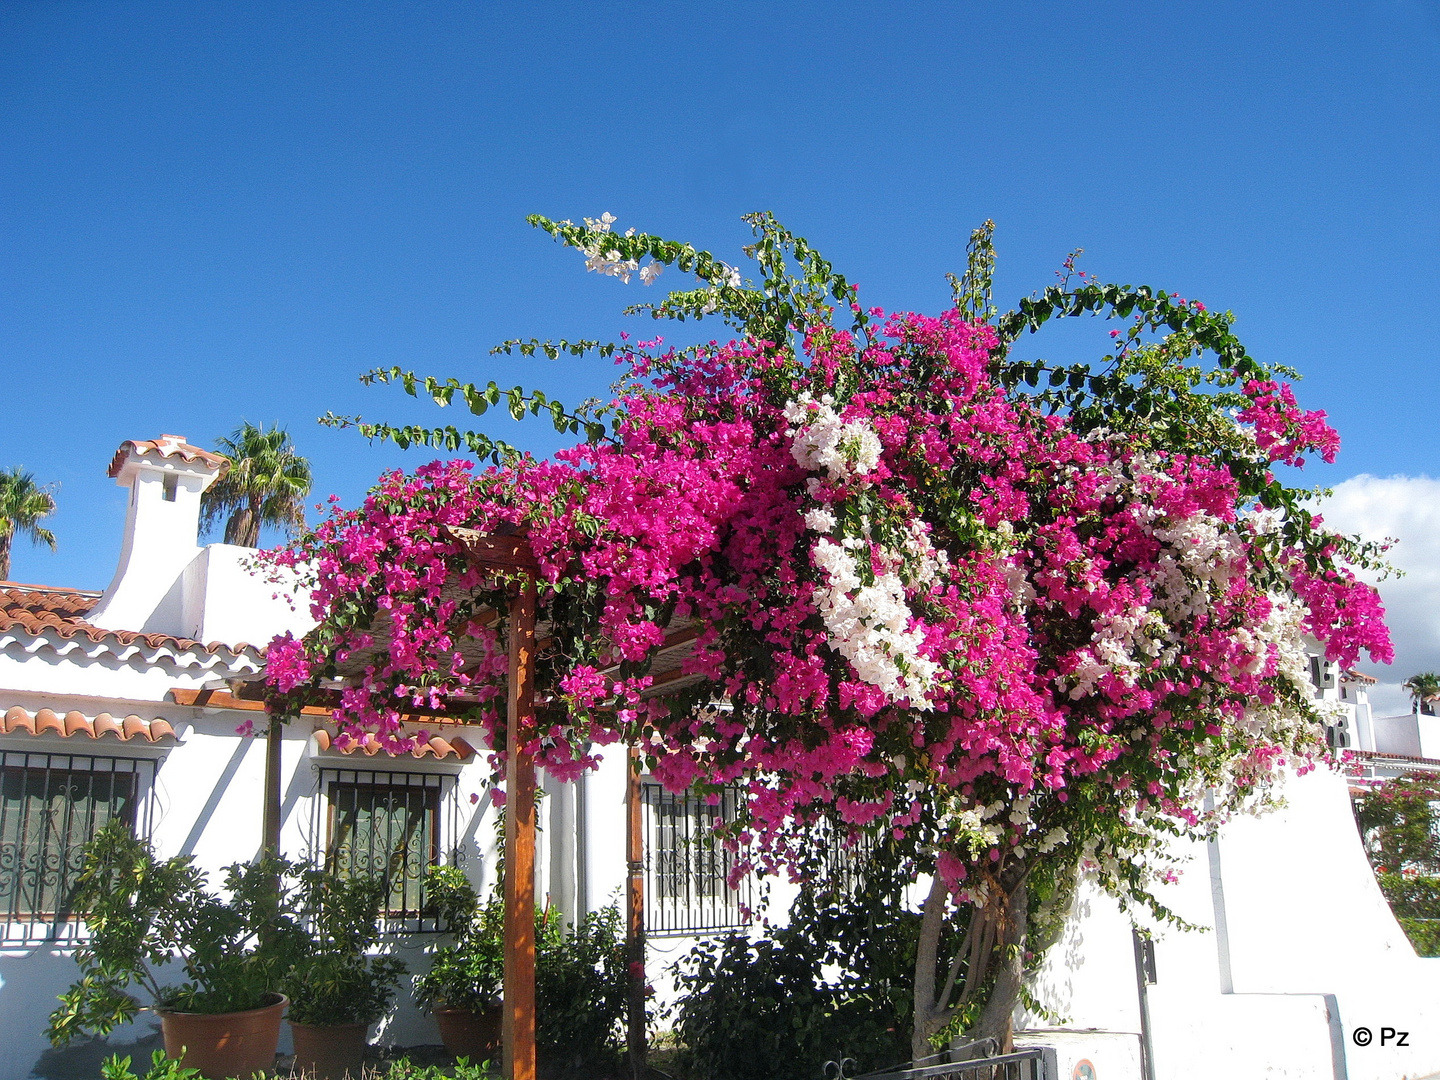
[0,468,58,581]
[200,422,313,548]
[1402,672,1440,717]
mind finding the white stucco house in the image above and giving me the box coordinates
[0,436,766,1080]
[2,433,1439,1080]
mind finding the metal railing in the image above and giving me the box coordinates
[0,750,157,942]
[845,1044,1054,1080]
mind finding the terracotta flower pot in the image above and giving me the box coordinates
[290,1020,370,1080]
[157,993,288,1080]
[433,1005,502,1062]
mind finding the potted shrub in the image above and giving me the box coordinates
[412,867,505,1061]
[533,901,629,1080]
[47,821,305,1079]
[283,869,407,1080]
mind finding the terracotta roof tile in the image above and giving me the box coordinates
[107,434,229,479]
[0,582,261,659]
[313,727,474,761]
[1,706,178,743]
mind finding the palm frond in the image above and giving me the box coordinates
[200,422,313,547]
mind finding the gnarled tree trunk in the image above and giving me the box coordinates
[910,864,1032,1063]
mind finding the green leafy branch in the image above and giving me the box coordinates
[528,213,760,328]
[362,367,614,441]
[321,367,616,463]
[739,210,872,342]
[491,337,618,361]
[321,412,522,464]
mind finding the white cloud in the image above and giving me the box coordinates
[1317,474,1440,714]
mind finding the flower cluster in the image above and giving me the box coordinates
[1236,379,1341,467]
[266,276,1390,911]
[573,212,664,285]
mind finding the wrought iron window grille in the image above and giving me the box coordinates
[313,765,459,934]
[642,781,753,936]
[0,749,158,944]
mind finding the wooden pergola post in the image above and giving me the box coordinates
[503,572,539,1080]
[261,714,283,856]
[626,743,647,1078]
[440,528,685,1080]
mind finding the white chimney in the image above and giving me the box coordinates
[87,435,228,636]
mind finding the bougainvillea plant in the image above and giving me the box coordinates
[266,213,1392,1055]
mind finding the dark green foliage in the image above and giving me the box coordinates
[282,868,407,1026]
[1356,774,1440,874]
[50,823,407,1045]
[99,1051,501,1080]
[375,1057,498,1080]
[534,902,629,1080]
[670,868,962,1080]
[100,1051,200,1080]
[414,867,630,1080]
[412,868,505,1013]
[1355,774,1440,957]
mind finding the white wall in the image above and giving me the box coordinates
[0,710,506,1078]
[1372,713,1440,759]
[1023,768,1440,1080]
[182,545,314,649]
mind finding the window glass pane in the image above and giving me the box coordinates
[327,782,438,919]
[0,766,136,919]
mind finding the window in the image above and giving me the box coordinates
[0,751,155,939]
[813,822,879,897]
[643,782,752,935]
[320,768,449,930]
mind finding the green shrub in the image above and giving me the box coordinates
[413,867,630,1079]
[1397,917,1440,957]
[49,821,414,1046]
[670,878,951,1080]
[100,1051,200,1080]
[1355,775,1440,957]
[369,1056,497,1080]
[48,823,309,1045]
[98,1051,501,1080]
[412,868,505,1014]
[283,869,407,1026]
[535,902,629,1080]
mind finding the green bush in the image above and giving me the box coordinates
[100,1051,200,1080]
[412,868,505,1014]
[1355,775,1440,957]
[48,823,309,1045]
[535,902,629,1080]
[98,1051,500,1080]
[1398,917,1440,957]
[413,867,630,1079]
[364,1056,497,1080]
[670,878,950,1080]
[282,869,407,1026]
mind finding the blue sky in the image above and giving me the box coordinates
[2,1,1438,609]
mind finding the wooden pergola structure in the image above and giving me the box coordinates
[450,527,701,1080]
[227,526,707,1080]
